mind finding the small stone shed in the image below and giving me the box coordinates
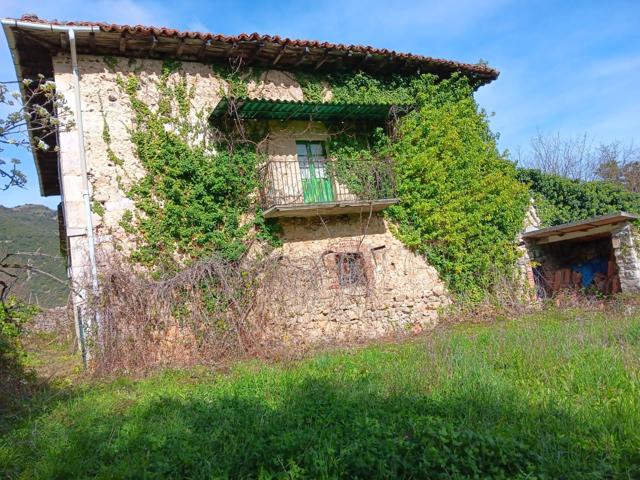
[523,212,640,296]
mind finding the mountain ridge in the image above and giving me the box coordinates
[0,203,68,308]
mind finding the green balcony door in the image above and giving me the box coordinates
[297,141,334,203]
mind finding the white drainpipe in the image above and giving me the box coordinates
[68,28,100,359]
[1,19,100,362]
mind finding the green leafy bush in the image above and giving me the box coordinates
[0,296,37,364]
[518,168,640,226]
[1,296,38,416]
[388,75,530,299]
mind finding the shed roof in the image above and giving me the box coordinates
[522,212,639,244]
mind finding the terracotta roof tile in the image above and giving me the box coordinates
[12,14,499,79]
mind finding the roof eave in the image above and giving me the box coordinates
[2,15,499,83]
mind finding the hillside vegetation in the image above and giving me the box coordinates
[2,308,639,479]
[0,204,68,308]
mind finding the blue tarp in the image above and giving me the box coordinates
[573,257,609,287]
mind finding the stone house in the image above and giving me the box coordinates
[2,15,502,348]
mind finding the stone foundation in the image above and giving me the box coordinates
[259,215,449,346]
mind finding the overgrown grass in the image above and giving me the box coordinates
[2,309,639,479]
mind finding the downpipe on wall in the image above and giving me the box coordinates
[0,19,100,365]
[68,28,100,365]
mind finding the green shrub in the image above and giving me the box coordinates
[388,75,530,300]
[0,296,37,366]
[0,296,38,420]
[518,168,640,226]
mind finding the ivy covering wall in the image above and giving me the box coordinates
[112,63,270,270]
[300,72,530,299]
[517,169,640,227]
[387,76,530,299]
[108,60,533,297]
[113,60,640,301]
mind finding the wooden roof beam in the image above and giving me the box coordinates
[119,32,127,53]
[272,43,287,65]
[17,29,59,51]
[534,224,619,245]
[197,38,211,60]
[294,46,310,66]
[373,56,393,73]
[358,52,372,69]
[175,37,186,57]
[60,32,69,50]
[314,50,330,70]
[88,32,96,52]
[246,41,264,65]
[146,35,158,57]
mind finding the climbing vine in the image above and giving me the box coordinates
[108,61,532,298]
[517,169,640,226]
[387,75,530,300]
[112,62,270,270]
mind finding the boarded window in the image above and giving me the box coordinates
[336,252,366,287]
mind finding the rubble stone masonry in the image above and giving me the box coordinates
[52,53,450,346]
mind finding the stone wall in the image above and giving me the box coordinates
[517,203,541,295]
[53,54,228,266]
[259,215,449,346]
[612,223,640,293]
[52,54,450,346]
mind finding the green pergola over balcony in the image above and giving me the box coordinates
[210,97,405,218]
[210,98,412,122]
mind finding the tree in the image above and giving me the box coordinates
[525,131,596,181]
[0,76,72,191]
[522,132,639,193]
[594,142,640,193]
[0,77,72,310]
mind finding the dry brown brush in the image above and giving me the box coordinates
[90,254,284,374]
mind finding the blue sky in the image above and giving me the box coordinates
[1,0,638,208]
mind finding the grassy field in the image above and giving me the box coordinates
[1,309,640,479]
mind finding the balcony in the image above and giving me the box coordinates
[259,158,399,218]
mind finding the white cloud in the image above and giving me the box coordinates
[187,20,212,33]
[588,55,640,78]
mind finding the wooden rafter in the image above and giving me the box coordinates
[17,29,59,51]
[272,43,287,65]
[119,32,127,53]
[246,41,264,65]
[225,41,238,57]
[88,32,96,52]
[147,35,158,58]
[60,31,69,50]
[175,37,186,57]
[197,39,211,60]
[358,52,372,68]
[314,50,330,70]
[294,46,310,67]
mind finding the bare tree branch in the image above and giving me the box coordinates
[0,77,74,191]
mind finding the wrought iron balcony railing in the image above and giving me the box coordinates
[259,158,398,218]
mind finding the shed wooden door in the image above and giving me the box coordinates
[297,141,334,203]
